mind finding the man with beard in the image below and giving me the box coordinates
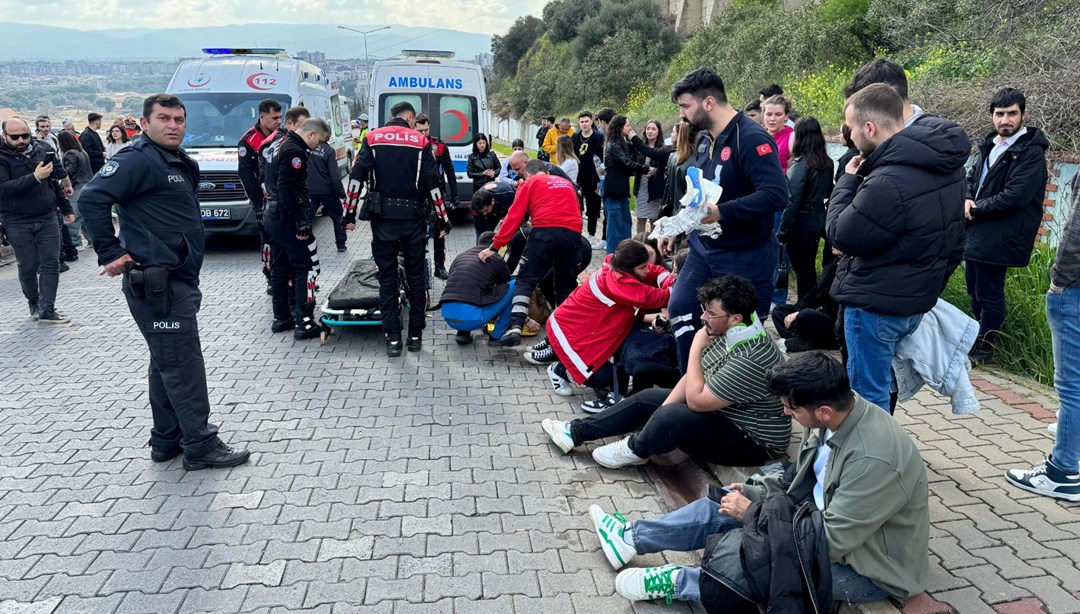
[661,68,789,372]
[963,88,1049,363]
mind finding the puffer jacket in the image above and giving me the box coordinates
[826,115,969,316]
[702,490,835,614]
[964,127,1049,268]
[547,256,673,384]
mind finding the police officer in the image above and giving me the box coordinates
[80,94,250,470]
[237,98,282,293]
[264,118,330,340]
[344,101,448,357]
[414,113,456,280]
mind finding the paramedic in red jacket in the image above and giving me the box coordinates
[478,159,582,346]
[546,240,674,412]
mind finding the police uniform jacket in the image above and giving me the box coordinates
[690,111,789,252]
[0,140,71,225]
[347,117,446,223]
[237,123,273,211]
[266,131,313,229]
[429,135,458,202]
[80,137,205,285]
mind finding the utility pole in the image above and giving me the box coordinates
[337,25,390,106]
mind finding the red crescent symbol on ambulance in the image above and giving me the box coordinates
[443,109,469,141]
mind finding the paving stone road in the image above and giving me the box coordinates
[0,216,1077,614]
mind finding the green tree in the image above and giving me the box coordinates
[492,15,545,79]
[543,0,602,43]
[572,0,678,62]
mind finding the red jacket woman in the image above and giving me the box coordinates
[547,240,675,385]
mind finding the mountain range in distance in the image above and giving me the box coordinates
[0,22,492,61]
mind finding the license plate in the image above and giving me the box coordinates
[201,208,230,220]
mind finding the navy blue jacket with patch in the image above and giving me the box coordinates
[79,136,205,285]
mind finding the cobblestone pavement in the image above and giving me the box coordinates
[0,217,1077,613]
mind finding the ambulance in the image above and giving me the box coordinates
[166,48,351,236]
[368,50,489,206]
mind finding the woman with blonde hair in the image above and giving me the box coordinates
[555,134,580,183]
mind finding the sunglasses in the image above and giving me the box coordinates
[5,133,31,141]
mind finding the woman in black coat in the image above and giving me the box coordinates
[466,134,500,192]
[777,117,834,302]
[602,115,650,253]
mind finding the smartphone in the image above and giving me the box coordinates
[43,151,57,164]
[706,484,732,503]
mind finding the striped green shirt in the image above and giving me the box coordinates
[700,325,790,452]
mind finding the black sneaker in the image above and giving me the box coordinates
[783,338,816,353]
[526,338,550,354]
[407,335,422,352]
[61,252,78,262]
[582,391,619,413]
[386,338,403,357]
[37,309,70,324]
[271,318,295,333]
[28,301,39,320]
[969,341,993,364]
[182,442,251,471]
[293,316,320,340]
[58,261,70,273]
[265,283,273,296]
[525,343,557,365]
[500,327,522,347]
[455,331,473,345]
[434,264,449,280]
[337,246,347,253]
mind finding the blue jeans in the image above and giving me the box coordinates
[668,236,777,372]
[440,280,515,340]
[604,197,631,254]
[844,307,923,410]
[630,498,888,604]
[1048,287,1080,469]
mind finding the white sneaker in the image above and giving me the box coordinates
[592,437,648,469]
[589,504,635,570]
[1005,457,1080,502]
[615,564,680,603]
[1049,422,1058,437]
[591,239,606,250]
[547,363,574,396]
[541,419,575,454]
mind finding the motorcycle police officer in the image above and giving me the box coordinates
[237,98,282,293]
[80,94,250,470]
[264,117,330,339]
[344,101,448,357]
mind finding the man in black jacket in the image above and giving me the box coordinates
[0,118,74,324]
[307,138,348,253]
[264,118,331,340]
[415,113,457,279]
[237,99,282,283]
[964,88,1049,362]
[439,231,514,345]
[80,94,250,470]
[827,84,968,411]
[344,101,448,356]
[79,113,106,174]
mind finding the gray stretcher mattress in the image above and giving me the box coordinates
[326,259,382,310]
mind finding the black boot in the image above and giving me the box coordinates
[182,442,251,471]
[271,298,294,333]
[407,335,422,352]
[454,330,473,345]
[386,335,403,357]
[434,263,449,280]
[292,303,320,340]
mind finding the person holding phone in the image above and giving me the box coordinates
[0,117,74,324]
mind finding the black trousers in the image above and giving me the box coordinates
[629,361,682,395]
[265,211,320,319]
[371,217,427,337]
[123,277,221,456]
[785,237,821,303]
[568,388,775,465]
[581,180,602,237]
[770,304,839,349]
[965,260,1008,341]
[432,234,446,268]
[510,227,581,328]
[58,209,77,260]
[258,218,272,281]
[310,193,347,249]
[5,217,60,312]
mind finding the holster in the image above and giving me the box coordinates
[266,199,281,221]
[125,266,171,316]
[357,193,381,221]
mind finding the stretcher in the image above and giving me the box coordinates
[317,258,430,344]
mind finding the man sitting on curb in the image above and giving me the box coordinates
[585,352,929,611]
[440,231,514,345]
[541,275,790,468]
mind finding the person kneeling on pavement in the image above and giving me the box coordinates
[586,352,929,611]
[440,231,515,345]
[537,239,674,412]
[541,274,790,468]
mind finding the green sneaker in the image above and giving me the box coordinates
[615,564,680,604]
[589,504,635,570]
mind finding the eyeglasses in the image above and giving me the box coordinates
[5,133,32,141]
[700,305,732,322]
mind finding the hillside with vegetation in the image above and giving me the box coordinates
[491,0,1080,152]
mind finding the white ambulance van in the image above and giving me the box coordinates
[368,50,489,206]
[166,48,350,236]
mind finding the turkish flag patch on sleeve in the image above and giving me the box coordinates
[756,143,774,157]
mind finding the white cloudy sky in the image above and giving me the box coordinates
[1,0,550,35]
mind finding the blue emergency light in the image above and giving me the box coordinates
[202,48,286,55]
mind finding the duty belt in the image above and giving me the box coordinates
[370,193,424,220]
